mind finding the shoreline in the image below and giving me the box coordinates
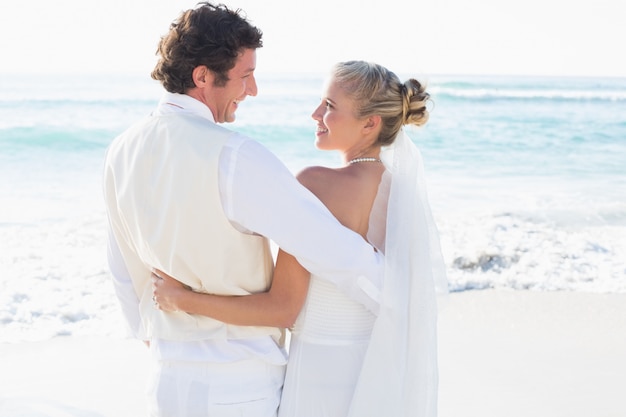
[1,289,625,417]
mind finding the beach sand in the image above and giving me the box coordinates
[1,290,624,417]
[438,290,626,417]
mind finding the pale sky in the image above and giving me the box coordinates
[1,0,624,78]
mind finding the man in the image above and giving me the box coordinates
[103,3,382,417]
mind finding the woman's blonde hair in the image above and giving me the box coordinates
[332,61,430,146]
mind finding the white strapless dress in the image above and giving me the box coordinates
[277,276,376,417]
[279,136,446,417]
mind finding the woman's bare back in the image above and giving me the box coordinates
[297,163,386,241]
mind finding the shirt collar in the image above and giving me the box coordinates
[155,92,216,123]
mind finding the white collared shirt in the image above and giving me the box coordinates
[106,92,382,363]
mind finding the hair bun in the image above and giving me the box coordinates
[402,79,430,127]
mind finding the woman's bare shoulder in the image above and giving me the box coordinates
[296,165,340,189]
[298,164,381,203]
[297,166,359,208]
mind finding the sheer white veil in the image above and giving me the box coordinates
[348,129,448,417]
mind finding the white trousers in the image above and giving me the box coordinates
[146,358,285,417]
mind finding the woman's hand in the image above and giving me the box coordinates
[151,269,192,312]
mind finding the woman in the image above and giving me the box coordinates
[153,61,447,417]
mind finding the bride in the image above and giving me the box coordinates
[152,60,447,417]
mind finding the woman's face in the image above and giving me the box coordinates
[311,77,367,153]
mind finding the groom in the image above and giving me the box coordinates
[103,2,382,416]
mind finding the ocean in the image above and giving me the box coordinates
[1,72,625,343]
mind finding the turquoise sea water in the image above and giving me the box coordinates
[1,72,625,342]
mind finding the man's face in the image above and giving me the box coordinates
[205,48,258,123]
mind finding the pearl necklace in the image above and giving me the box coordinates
[348,157,382,165]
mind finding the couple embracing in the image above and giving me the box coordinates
[103,2,447,417]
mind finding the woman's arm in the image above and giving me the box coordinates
[152,249,310,329]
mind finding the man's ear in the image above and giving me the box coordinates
[191,65,213,88]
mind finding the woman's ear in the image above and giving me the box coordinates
[363,114,382,134]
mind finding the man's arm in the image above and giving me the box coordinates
[220,137,383,313]
[106,226,147,340]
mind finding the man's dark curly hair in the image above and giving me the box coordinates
[151,2,263,93]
